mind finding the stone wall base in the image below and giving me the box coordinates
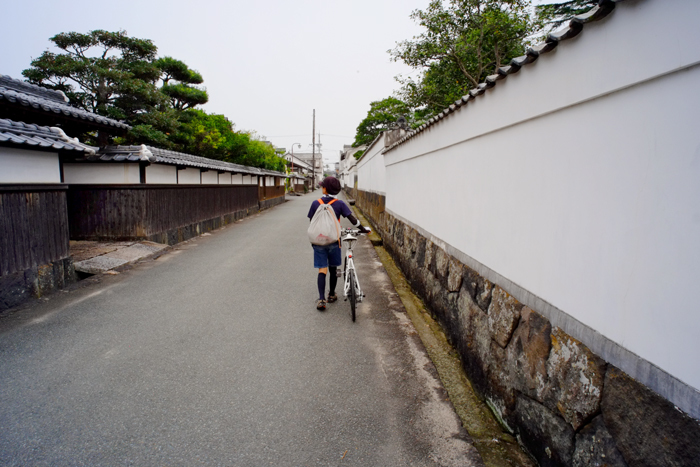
[355,189,700,467]
[0,257,76,312]
[148,207,258,246]
[259,195,286,211]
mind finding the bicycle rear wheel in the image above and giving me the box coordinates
[348,269,357,322]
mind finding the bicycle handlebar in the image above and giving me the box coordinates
[341,228,367,236]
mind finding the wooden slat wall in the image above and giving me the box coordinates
[0,185,70,276]
[263,186,285,200]
[67,185,262,240]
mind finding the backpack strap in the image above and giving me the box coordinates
[318,198,325,205]
[328,199,337,205]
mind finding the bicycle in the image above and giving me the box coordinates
[340,228,365,322]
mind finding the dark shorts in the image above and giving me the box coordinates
[312,243,341,268]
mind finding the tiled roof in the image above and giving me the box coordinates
[0,118,96,154]
[90,145,287,177]
[90,144,155,162]
[385,0,619,152]
[0,75,131,131]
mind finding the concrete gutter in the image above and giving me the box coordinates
[349,205,535,467]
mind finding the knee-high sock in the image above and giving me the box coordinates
[317,272,326,300]
[329,267,337,295]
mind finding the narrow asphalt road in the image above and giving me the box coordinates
[0,192,483,466]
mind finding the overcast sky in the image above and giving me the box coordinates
[2,0,555,163]
[1,0,435,163]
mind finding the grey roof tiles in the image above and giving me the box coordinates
[385,0,621,153]
[91,145,287,177]
[0,118,96,154]
[0,75,131,131]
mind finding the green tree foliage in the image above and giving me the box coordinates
[23,30,284,171]
[23,30,186,146]
[389,0,532,117]
[155,56,209,110]
[171,110,286,171]
[23,30,169,144]
[353,97,413,147]
[534,0,597,36]
[240,139,287,172]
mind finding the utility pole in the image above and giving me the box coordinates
[312,109,316,190]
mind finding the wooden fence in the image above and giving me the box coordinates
[67,184,263,244]
[0,185,75,310]
[0,185,69,276]
[259,184,285,201]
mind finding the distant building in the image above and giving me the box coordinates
[292,151,323,188]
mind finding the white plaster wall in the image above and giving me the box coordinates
[146,164,177,184]
[0,148,60,183]
[201,171,218,185]
[219,173,232,184]
[231,174,243,184]
[384,0,700,392]
[63,163,140,184]
[357,133,386,195]
[178,168,201,184]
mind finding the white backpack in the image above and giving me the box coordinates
[308,198,341,245]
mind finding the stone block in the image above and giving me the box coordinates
[460,266,493,312]
[414,236,426,269]
[543,328,605,430]
[53,260,65,289]
[488,286,524,348]
[74,256,128,274]
[394,221,405,247]
[514,394,575,467]
[424,271,442,309]
[0,271,31,311]
[407,228,418,256]
[601,366,700,467]
[447,258,463,292]
[424,239,436,271]
[572,415,628,467]
[486,338,516,412]
[403,226,416,256]
[37,264,55,296]
[456,288,491,371]
[435,246,449,285]
[454,287,512,409]
[506,308,551,402]
[63,257,77,284]
[24,267,38,296]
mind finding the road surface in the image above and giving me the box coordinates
[0,191,483,466]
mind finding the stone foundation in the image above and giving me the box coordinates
[355,189,700,467]
[148,207,259,245]
[0,257,76,312]
[259,195,286,211]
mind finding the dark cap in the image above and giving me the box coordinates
[320,176,341,195]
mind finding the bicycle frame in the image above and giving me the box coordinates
[341,229,363,304]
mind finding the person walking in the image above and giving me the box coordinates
[308,177,370,311]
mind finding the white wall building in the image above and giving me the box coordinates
[380,0,700,418]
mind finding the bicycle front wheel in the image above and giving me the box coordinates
[348,269,357,322]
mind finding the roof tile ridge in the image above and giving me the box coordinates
[50,126,96,155]
[384,0,621,153]
[0,77,131,130]
[0,74,69,103]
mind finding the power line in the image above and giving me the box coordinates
[266,133,353,139]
